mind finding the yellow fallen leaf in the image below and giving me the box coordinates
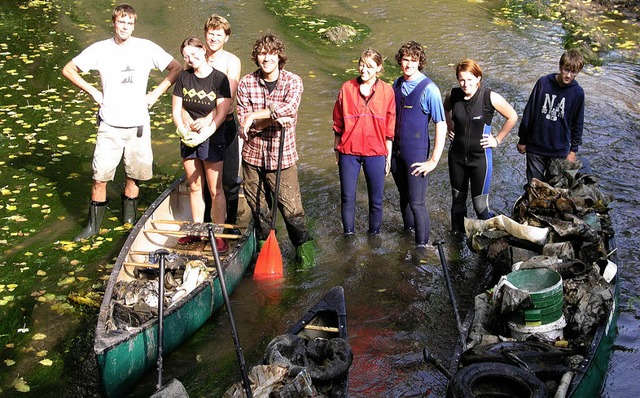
[13,377,30,392]
[36,350,48,357]
[39,358,53,366]
[57,276,75,286]
[32,333,46,340]
[37,270,46,276]
[4,359,15,366]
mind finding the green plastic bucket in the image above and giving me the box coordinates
[506,268,564,325]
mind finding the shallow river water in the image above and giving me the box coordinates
[2,0,639,396]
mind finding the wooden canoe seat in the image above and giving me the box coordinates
[303,324,341,333]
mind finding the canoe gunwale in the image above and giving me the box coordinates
[93,174,255,397]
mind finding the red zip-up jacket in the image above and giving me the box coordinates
[332,78,395,156]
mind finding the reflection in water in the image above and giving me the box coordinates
[63,0,640,396]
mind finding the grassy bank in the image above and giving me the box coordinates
[0,0,180,394]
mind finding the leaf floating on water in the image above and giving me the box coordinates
[32,333,46,340]
[12,377,30,392]
[68,292,101,308]
[57,276,75,286]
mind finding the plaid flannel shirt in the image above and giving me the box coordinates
[237,68,303,170]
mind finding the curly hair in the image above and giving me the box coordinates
[395,41,426,71]
[251,33,287,69]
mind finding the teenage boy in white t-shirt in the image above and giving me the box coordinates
[62,3,181,241]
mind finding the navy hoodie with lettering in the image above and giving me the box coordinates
[518,73,584,157]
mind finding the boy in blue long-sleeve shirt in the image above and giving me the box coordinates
[517,50,585,183]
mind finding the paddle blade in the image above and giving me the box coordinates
[254,230,283,280]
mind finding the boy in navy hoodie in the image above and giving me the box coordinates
[517,50,585,183]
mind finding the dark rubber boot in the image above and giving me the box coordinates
[122,195,138,225]
[74,200,108,241]
[451,211,466,236]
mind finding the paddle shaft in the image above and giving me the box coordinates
[269,125,287,230]
[433,240,467,352]
[207,225,253,398]
[154,249,170,392]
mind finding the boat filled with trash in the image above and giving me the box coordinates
[445,159,618,398]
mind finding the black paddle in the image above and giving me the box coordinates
[433,240,467,352]
[207,224,253,398]
[422,346,452,380]
[150,249,188,398]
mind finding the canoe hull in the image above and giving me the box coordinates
[94,175,255,397]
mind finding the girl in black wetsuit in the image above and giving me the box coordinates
[444,59,518,235]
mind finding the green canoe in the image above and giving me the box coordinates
[94,175,256,397]
[444,167,619,398]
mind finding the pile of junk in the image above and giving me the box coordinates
[456,159,618,396]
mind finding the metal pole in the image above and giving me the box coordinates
[154,248,170,392]
[433,240,467,352]
[208,225,253,398]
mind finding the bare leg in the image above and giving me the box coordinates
[205,160,225,224]
[183,158,206,222]
[123,177,139,199]
[91,181,108,202]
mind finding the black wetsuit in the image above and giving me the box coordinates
[447,85,495,233]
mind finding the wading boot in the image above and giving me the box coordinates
[74,200,108,241]
[122,195,138,225]
[451,211,466,237]
[296,240,316,269]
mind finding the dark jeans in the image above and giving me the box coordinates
[338,153,385,234]
[242,161,310,247]
[391,156,430,245]
[526,152,556,183]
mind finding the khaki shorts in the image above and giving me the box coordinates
[92,122,153,182]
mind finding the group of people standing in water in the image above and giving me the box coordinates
[63,3,585,261]
[333,44,584,246]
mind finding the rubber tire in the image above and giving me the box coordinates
[447,362,548,398]
[461,341,563,365]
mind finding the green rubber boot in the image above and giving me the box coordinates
[296,240,316,269]
[122,195,138,225]
[74,200,108,242]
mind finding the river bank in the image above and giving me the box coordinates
[499,0,639,64]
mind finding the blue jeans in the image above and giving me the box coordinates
[339,154,386,234]
[391,156,430,245]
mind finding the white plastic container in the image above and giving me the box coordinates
[507,315,567,341]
